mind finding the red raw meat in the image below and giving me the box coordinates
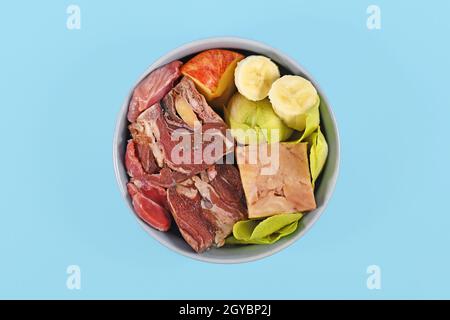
[167,182,215,252]
[127,183,171,232]
[167,164,246,252]
[162,76,225,126]
[125,74,247,247]
[129,79,233,178]
[125,140,145,178]
[135,142,158,174]
[206,164,244,205]
[127,61,182,122]
[131,177,168,210]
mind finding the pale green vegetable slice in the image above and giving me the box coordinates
[226,221,300,245]
[277,221,299,235]
[228,117,263,145]
[283,100,320,145]
[225,93,293,145]
[298,100,320,142]
[251,213,303,239]
[226,213,303,245]
[307,126,328,187]
[232,220,260,240]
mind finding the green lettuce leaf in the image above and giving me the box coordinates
[307,126,328,187]
[286,98,320,144]
[225,221,299,245]
[299,102,320,142]
[225,213,303,245]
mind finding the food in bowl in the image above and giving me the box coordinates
[123,49,328,253]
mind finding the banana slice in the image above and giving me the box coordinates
[234,55,280,101]
[269,75,319,131]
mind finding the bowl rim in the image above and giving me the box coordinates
[113,36,340,264]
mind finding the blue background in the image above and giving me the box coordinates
[1,0,449,299]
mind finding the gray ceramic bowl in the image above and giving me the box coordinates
[113,37,340,263]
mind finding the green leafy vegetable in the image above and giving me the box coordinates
[225,93,293,145]
[225,213,303,245]
[298,101,320,142]
[232,220,259,240]
[307,126,328,187]
[286,99,320,144]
